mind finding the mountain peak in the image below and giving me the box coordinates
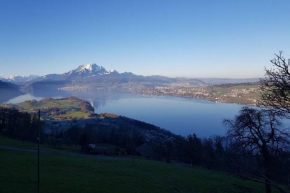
[74,63,108,74]
[77,63,97,71]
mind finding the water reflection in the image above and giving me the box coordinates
[4,94,44,104]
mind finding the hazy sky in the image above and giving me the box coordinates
[1,0,290,78]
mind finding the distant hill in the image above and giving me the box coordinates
[0,80,24,103]
[199,78,260,85]
[0,97,94,120]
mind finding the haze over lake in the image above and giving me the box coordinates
[3,92,243,137]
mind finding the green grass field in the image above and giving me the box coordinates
[0,136,280,193]
[57,111,90,119]
[0,136,83,153]
[0,136,37,149]
[0,149,278,193]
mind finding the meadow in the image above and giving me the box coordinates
[0,140,277,193]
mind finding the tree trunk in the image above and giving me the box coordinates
[264,161,272,193]
[262,144,272,193]
[265,176,271,193]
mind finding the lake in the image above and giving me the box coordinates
[3,92,244,137]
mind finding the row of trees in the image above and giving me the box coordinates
[64,125,145,154]
[0,108,41,143]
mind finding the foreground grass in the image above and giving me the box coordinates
[0,135,37,149]
[0,149,277,193]
[0,136,81,153]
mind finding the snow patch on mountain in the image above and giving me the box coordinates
[67,63,118,76]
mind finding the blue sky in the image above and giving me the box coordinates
[0,0,290,78]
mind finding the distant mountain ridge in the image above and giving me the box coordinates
[199,78,260,85]
[24,63,205,93]
[0,75,39,83]
[2,63,261,95]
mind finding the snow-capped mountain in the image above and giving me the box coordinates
[74,63,110,74]
[64,63,116,79]
[33,63,118,82]
[0,75,39,83]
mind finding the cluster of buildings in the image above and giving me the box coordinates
[138,86,259,105]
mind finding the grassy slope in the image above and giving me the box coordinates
[0,150,275,193]
[0,136,279,193]
[0,136,120,155]
[0,136,82,153]
[0,136,37,149]
[57,111,90,119]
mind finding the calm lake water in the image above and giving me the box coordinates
[3,92,244,137]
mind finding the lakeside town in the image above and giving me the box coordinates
[136,83,260,105]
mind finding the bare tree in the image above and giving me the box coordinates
[224,107,290,193]
[260,52,290,116]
